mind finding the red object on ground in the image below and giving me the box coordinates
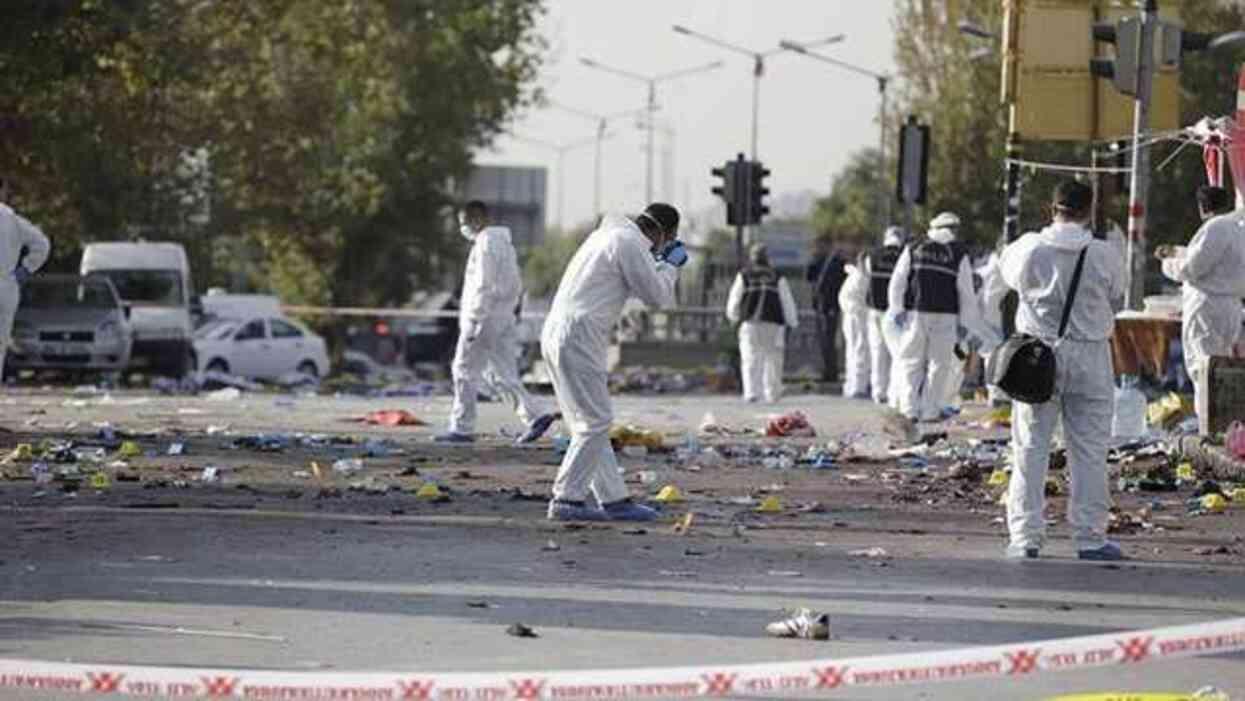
[765,411,816,438]
[364,410,426,427]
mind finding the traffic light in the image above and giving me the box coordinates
[747,160,770,225]
[711,159,740,225]
[1090,16,1141,96]
[712,153,752,226]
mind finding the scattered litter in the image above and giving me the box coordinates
[849,547,890,559]
[200,467,221,483]
[1147,392,1192,430]
[465,600,496,609]
[357,410,426,427]
[654,485,685,503]
[765,411,816,438]
[765,608,830,640]
[89,472,111,490]
[980,405,1012,429]
[414,483,447,501]
[5,444,34,463]
[1193,545,1234,556]
[167,443,185,456]
[117,441,143,458]
[205,387,243,402]
[1176,463,1197,483]
[987,469,1010,487]
[658,570,698,578]
[1201,494,1228,513]
[754,495,784,513]
[767,570,803,577]
[621,445,649,458]
[332,459,363,476]
[505,623,539,639]
[672,512,695,535]
[542,540,561,552]
[609,425,664,450]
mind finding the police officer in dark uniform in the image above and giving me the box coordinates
[805,237,847,383]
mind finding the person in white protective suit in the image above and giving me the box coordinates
[0,177,51,380]
[1000,180,1125,561]
[887,212,988,422]
[837,251,870,398]
[726,243,800,403]
[1158,185,1245,412]
[863,226,907,404]
[542,203,688,522]
[437,200,557,444]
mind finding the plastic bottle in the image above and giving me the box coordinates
[1112,375,1147,439]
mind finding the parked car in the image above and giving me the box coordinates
[194,315,329,380]
[81,241,199,378]
[7,274,133,379]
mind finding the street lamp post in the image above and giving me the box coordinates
[779,40,893,232]
[579,58,723,203]
[511,133,601,232]
[551,102,645,218]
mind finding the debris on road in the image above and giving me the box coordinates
[505,623,539,639]
[849,547,890,559]
[765,608,830,641]
[765,411,815,438]
[353,410,427,427]
[609,425,664,451]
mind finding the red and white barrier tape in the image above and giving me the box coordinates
[2,617,1243,698]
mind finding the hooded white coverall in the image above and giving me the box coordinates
[542,215,678,504]
[865,229,907,405]
[449,225,546,435]
[837,263,870,398]
[887,227,986,421]
[0,203,51,378]
[726,269,799,403]
[1000,222,1124,552]
[1160,211,1245,411]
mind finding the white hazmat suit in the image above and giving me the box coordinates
[1000,221,1124,553]
[837,262,870,398]
[449,225,547,436]
[1160,211,1245,412]
[865,228,907,405]
[726,267,799,403]
[542,214,678,505]
[0,202,50,378]
[887,221,986,421]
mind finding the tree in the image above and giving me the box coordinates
[522,220,593,298]
[0,0,547,307]
[810,148,885,246]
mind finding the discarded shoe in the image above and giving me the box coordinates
[602,498,658,522]
[1005,544,1040,560]
[516,413,558,445]
[547,498,606,522]
[433,431,475,444]
[1078,541,1125,561]
[765,608,830,640]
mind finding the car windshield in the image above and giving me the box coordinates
[21,279,119,310]
[99,269,184,306]
[194,319,238,340]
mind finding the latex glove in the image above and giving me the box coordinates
[658,240,689,268]
[13,266,31,286]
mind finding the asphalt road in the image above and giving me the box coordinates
[1,388,1243,700]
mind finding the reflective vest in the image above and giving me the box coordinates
[865,245,904,311]
[740,267,786,325]
[908,240,965,314]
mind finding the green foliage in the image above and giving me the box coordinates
[879,0,1245,259]
[811,148,885,246]
[522,220,594,298]
[0,0,546,306]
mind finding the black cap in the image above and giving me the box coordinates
[642,202,680,235]
[1053,180,1092,214]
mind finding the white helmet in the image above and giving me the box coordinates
[929,212,961,230]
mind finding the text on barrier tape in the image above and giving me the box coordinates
[0,617,1242,699]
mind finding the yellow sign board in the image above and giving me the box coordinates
[1003,0,1183,141]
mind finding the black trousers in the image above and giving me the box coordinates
[814,310,840,381]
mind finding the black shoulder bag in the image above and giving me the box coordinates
[987,246,1089,404]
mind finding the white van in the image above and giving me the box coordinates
[81,242,198,377]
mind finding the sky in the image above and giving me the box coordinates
[480,0,896,233]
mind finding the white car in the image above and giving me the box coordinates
[194,315,330,380]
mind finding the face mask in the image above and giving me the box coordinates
[460,224,476,241]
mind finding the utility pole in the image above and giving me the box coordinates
[1124,0,1158,311]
